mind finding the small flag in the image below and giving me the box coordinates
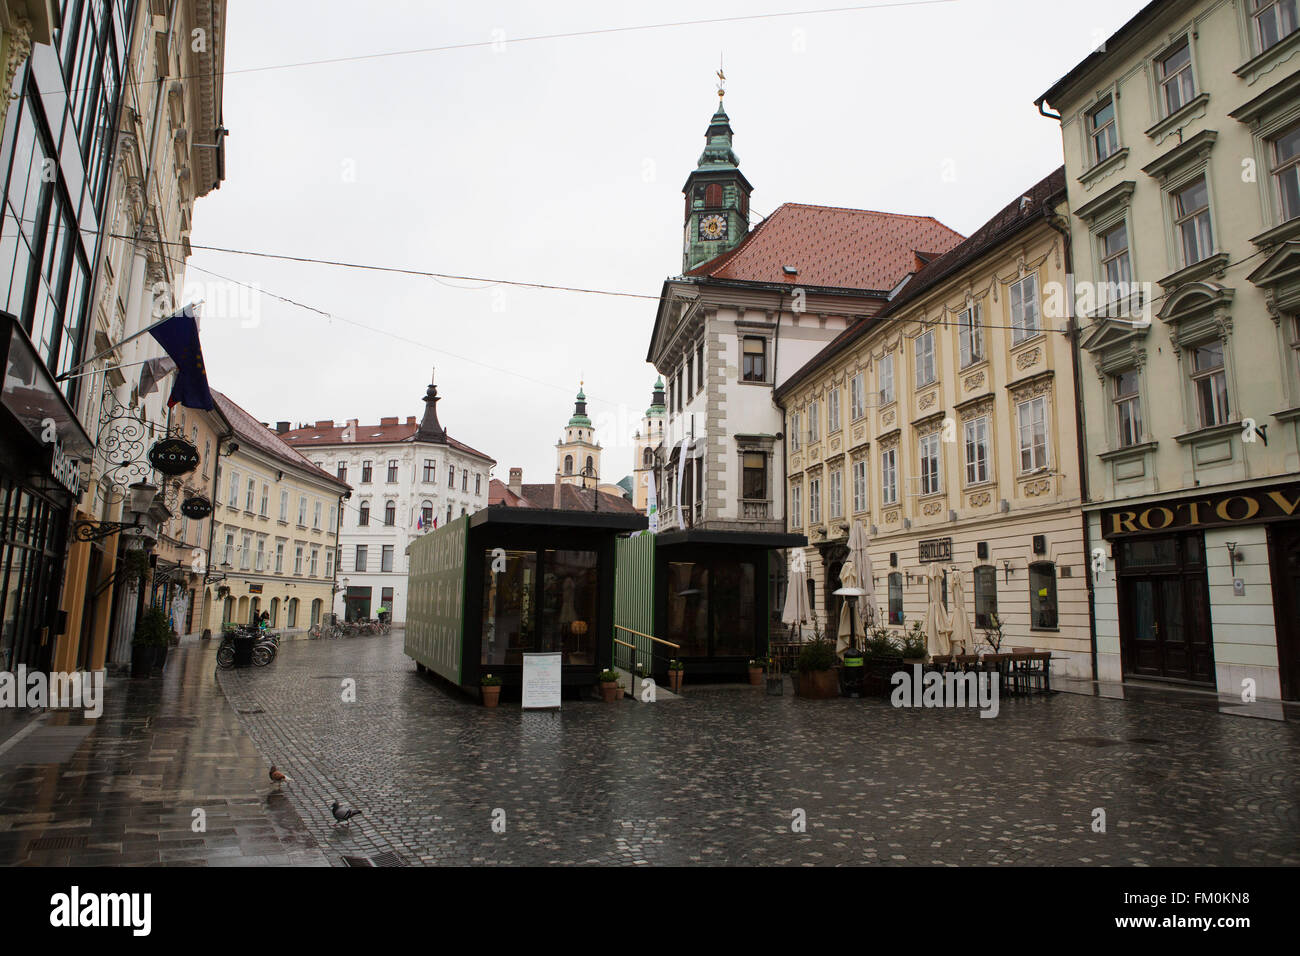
[148,306,214,410]
[646,472,658,534]
[138,356,176,398]
[416,513,424,531]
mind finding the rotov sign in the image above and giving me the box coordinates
[1101,484,1300,538]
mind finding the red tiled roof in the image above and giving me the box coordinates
[212,392,352,492]
[488,479,637,513]
[279,420,495,464]
[775,167,1067,400]
[686,202,965,291]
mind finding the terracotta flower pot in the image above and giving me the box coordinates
[748,666,763,685]
[600,680,622,703]
[481,685,500,708]
[668,670,684,693]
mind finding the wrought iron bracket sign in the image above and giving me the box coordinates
[147,436,200,476]
[181,495,213,519]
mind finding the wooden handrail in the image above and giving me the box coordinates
[614,624,680,650]
[613,638,635,650]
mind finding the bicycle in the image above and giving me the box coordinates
[216,628,279,668]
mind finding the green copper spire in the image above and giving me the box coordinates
[646,377,666,418]
[568,384,592,427]
[697,102,740,169]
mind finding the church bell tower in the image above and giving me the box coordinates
[682,72,753,273]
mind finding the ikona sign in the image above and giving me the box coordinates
[147,437,199,476]
[1101,483,1300,538]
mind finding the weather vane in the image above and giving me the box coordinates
[717,55,726,100]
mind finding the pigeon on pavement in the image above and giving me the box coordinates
[331,801,363,824]
[269,765,291,788]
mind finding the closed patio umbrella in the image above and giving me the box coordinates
[921,563,953,659]
[948,567,976,657]
[834,558,866,655]
[847,520,876,625]
[781,550,812,640]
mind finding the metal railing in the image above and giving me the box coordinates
[612,625,681,696]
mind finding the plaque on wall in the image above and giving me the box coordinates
[918,537,953,562]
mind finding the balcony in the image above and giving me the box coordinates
[740,498,770,520]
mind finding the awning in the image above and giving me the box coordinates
[0,311,93,462]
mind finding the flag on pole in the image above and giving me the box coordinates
[416,513,424,531]
[148,306,214,410]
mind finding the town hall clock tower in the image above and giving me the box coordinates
[682,77,753,273]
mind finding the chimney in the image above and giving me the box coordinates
[508,468,522,496]
[314,420,334,429]
[379,416,398,426]
[553,472,562,509]
[275,421,290,434]
[406,416,416,426]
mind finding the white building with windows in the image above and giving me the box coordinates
[1038,0,1300,700]
[280,375,496,624]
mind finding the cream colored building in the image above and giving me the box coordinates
[776,169,1095,677]
[1038,0,1300,700]
[54,0,227,673]
[0,2,55,131]
[200,392,351,635]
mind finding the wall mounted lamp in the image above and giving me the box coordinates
[1225,542,1241,576]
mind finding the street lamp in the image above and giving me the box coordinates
[72,480,161,542]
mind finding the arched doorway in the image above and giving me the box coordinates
[269,597,279,626]
[311,599,323,626]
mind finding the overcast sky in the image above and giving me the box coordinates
[188,0,1146,486]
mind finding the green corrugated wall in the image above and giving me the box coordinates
[613,533,656,665]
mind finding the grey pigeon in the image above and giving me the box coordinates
[331,800,363,824]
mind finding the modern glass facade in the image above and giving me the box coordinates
[0,0,133,403]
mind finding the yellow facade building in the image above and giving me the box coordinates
[776,168,1095,678]
[199,393,351,635]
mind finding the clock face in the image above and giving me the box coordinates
[699,214,727,241]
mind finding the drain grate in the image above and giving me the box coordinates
[341,851,406,868]
[236,708,265,715]
[29,835,88,851]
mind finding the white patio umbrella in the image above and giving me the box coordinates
[948,567,976,657]
[847,520,876,625]
[781,550,812,641]
[834,558,866,656]
[921,562,953,659]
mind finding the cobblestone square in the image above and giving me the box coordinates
[1,631,1297,867]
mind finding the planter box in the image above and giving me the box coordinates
[797,668,839,699]
[864,656,904,697]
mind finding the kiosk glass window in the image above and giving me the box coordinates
[481,550,537,666]
[542,550,598,665]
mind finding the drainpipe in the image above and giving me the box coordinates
[771,293,786,529]
[1045,210,1098,683]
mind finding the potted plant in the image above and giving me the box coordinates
[900,621,927,664]
[598,667,622,703]
[479,673,502,708]
[981,611,1005,655]
[131,605,171,678]
[667,659,684,693]
[796,638,839,699]
[747,657,766,686]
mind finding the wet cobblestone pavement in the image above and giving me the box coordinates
[0,643,328,867]
[1,631,1298,866]
[214,632,1300,867]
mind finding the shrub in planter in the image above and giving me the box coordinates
[479,673,502,708]
[747,657,767,685]
[132,605,171,678]
[796,639,839,699]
